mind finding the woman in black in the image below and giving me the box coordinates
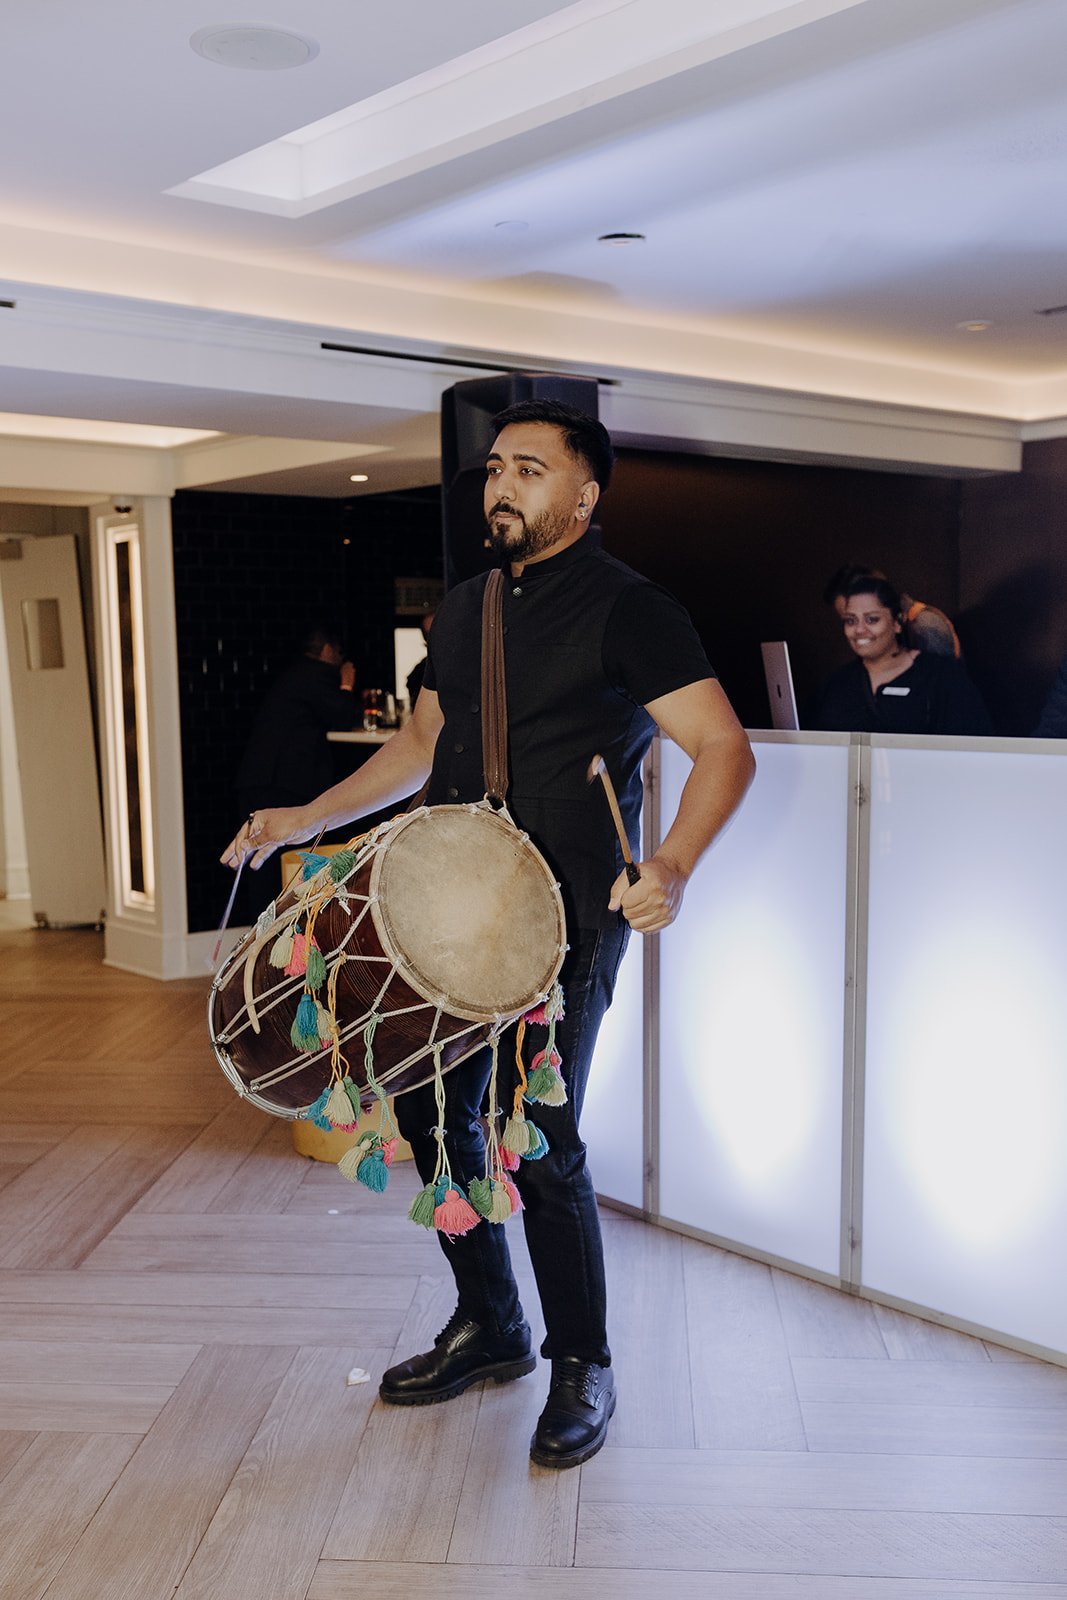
[814,576,992,735]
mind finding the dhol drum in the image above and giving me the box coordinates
[208,801,567,1120]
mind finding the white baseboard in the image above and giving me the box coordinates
[104,920,251,981]
[0,865,31,898]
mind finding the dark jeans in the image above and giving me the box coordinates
[394,920,630,1368]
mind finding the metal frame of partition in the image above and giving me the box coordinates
[600,730,1067,1365]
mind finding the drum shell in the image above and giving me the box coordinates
[209,805,565,1119]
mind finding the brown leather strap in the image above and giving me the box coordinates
[481,568,509,804]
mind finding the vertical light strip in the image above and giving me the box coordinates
[104,522,155,912]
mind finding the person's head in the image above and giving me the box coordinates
[824,563,884,620]
[839,577,906,665]
[302,625,345,666]
[484,399,614,563]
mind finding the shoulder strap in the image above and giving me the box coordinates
[480,568,509,805]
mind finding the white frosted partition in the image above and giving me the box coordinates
[657,734,850,1275]
[862,741,1067,1352]
[584,928,645,1210]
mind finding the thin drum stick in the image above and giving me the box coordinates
[587,753,640,885]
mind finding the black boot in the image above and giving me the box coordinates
[379,1308,536,1406]
[530,1357,616,1468]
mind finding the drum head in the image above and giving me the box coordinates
[371,806,565,1022]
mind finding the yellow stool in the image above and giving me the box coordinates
[291,1111,412,1164]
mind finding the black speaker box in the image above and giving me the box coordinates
[440,372,600,588]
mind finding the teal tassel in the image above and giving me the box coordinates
[467,1175,495,1218]
[523,1122,549,1161]
[434,1173,456,1205]
[300,851,332,880]
[408,1182,437,1228]
[328,849,358,883]
[356,1149,390,1192]
[305,943,327,990]
[305,1088,332,1131]
[289,993,321,1052]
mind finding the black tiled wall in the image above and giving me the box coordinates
[173,487,441,932]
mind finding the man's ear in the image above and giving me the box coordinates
[576,480,600,520]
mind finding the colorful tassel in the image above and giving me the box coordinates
[356,1147,390,1192]
[289,993,321,1053]
[337,1141,367,1182]
[489,1179,518,1223]
[314,1002,335,1044]
[502,1114,529,1155]
[501,1175,524,1213]
[381,1137,398,1167]
[467,1175,495,1218]
[325,1081,358,1131]
[300,851,332,880]
[269,928,295,969]
[328,849,358,883]
[498,1144,521,1172]
[525,1047,567,1106]
[408,1182,438,1229]
[305,1087,332,1131]
[284,931,308,978]
[523,1122,549,1161]
[305,942,327,991]
[433,1184,482,1237]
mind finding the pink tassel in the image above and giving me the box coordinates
[433,1188,481,1237]
[524,1001,548,1025]
[499,1145,521,1172]
[284,931,308,977]
[381,1137,399,1167]
[502,1176,523,1214]
[531,1046,562,1073]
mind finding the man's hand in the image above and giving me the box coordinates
[220,807,317,874]
[608,854,687,932]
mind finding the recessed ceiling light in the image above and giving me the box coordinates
[598,232,646,246]
[190,25,319,71]
[349,473,369,483]
[956,319,993,333]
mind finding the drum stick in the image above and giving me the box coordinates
[211,855,246,965]
[587,754,640,885]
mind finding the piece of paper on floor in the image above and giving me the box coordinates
[346,1366,371,1386]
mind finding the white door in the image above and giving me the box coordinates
[0,534,106,925]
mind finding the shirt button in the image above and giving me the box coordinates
[512,585,522,596]
[447,786,459,799]
[502,625,509,635]
[454,742,464,753]
[471,702,479,713]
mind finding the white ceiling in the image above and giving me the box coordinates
[1,0,1065,495]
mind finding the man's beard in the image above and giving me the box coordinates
[486,502,571,562]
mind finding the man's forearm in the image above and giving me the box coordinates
[299,720,437,833]
[655,733,755,881]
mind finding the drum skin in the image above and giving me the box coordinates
[209,805,566,1119]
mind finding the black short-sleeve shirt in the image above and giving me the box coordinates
[422,535,715,929]
[813,653,992,736]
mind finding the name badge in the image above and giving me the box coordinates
[882,686,911,696]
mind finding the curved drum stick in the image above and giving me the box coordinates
[587,753,641,885]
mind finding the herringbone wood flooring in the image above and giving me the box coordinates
[2,916,1066,1599]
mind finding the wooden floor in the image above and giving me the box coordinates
[2,916,1067,1599]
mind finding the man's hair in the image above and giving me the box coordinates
[301,623,346,657]
[491,398,614,491]
[840,574,903,620]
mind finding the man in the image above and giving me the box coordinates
[823,564,961,658]
[222,400,754,1468]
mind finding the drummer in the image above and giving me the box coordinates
[222,399,754,1469]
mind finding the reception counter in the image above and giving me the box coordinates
[583,731,1067,1362]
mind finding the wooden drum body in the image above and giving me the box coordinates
[208,803,567,1120]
